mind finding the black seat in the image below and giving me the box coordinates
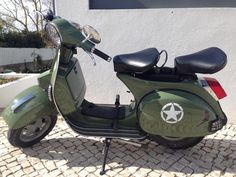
[113,48,159,73]
[175,47,227,74]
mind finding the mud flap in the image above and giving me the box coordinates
[2,86,57,129]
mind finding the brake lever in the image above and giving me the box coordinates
[85,51,96,66]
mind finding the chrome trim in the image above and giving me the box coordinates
[51,49,64,117]
[81,35,90,44]
[107,57,112,62]
[45,22,62,47]
[116,139,142,147]
[11,93,35,113]
[47,85,53,102]
[91,47,95,53]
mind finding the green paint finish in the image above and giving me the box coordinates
[118,74,225,118]
[54,77,77,114]
[52,18,84,46]
[118,74,225,136]
[117,104,139,129]
[51,18,95,51]
[38,70,51,90]
[2,86,56,129]
[139,90,216,137]
[54,58,86,115]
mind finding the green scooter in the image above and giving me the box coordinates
[2,10,228,175]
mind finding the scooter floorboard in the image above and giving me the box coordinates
[81,103,126,120]
[64,116,145,139]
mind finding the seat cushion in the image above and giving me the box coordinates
[175,47,227,74]
[113,48,159,73]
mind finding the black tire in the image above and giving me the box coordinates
[8,115,57,148]
[149,135,204,149]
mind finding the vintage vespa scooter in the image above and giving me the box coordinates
[2,10,228,174]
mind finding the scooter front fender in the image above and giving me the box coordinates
[2,86,57,129]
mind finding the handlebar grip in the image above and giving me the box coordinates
[93,48,112,62]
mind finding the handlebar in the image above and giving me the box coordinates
[93,48,112,62]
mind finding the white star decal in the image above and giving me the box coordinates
[161,103,184,124]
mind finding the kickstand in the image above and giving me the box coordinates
[100,138,112,175]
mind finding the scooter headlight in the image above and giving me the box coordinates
[45,23,61,46]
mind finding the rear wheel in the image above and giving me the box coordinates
[150,135,204,149]
[8,115,57,148]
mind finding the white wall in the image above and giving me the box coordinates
[56,0,236,123]
[0,74,39,108]
[0,48,56,66]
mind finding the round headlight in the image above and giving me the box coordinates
[45,23,61,46]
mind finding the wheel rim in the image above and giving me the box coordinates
[19,116,51,142]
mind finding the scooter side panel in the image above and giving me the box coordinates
[54,58,86,115]
[2,86,56,129]
[117,74,226,136]
[117,74,225,119]
[139,90,216,137]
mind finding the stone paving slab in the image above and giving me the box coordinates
[0,117,236,177]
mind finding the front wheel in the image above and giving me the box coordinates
[149,135,204,149]
[8,115,57,148]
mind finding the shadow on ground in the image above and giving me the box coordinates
[22,136,236,175]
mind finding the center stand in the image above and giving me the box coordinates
[100,95,120,175]
[100,138,112,175]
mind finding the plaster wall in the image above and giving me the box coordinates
[56,0,236,123]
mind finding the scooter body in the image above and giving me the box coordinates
[2,13,227,147]
[42,53,225,139]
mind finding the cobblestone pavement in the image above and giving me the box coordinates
[0,117,236,177]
